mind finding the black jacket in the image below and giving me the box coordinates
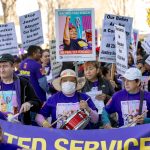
[0,75,41,125]
[18,76,42,124]
[81,77,115,104]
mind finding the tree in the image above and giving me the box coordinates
[107,0,136,16]
[0,0,18,24]
[37,0,60,42]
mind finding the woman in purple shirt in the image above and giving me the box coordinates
[102,68,150,128]
[36,69,99,129]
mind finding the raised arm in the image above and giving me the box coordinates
[63,16,71,45]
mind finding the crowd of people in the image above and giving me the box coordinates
[0,40,149,149]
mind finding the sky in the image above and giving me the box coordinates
[0,0,39,43]
[0,0,39,16]
[16,0,39,16]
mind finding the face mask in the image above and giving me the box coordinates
[61,81,76,95]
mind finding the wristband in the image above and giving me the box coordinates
[42,120,50,127]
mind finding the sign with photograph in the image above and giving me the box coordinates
[55,8,96,62]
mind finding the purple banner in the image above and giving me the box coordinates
[0,119,150,150]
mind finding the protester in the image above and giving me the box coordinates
[137,53,143,62]
[136,54,150,92]
[136,58,150,76]
[63,16,91,50]
[128,52,135,68]
[40,49,57,95]
[81,61,115,128]
[0,53,41,124]
[102,68,150,128]
[101,66,122,92]
[35,69,99,129]
[14,56,21,75]
[20,45,50,102]
[41,49,51,76]
[137,41,146,56]
[82,61,114,104]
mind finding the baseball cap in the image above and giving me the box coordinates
[0,54,14,63]
[123,68,142,80]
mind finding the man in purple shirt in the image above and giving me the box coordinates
[20,45,50,102]
[36,69,99,129]
[102,68,150,128]
[0,53,41,124]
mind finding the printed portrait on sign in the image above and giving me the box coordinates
[57,10,93,55]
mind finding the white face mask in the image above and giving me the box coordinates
[61,81,76,95]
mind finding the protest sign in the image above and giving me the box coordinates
[99,14,133,63]
[0,23,18,55]
[115,25,128,75]
[145,55,150,65]
[142,36,150,55]
[55,8,96,62]
[49,40,62,80]
[19,10,44,49]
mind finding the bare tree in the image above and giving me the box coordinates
[37,0,58,41]
[1,0,18,24]
[37,0,137,43]
[37,0,105,42]
[107,0,136,16]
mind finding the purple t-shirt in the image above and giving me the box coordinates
[39,91,97,128]
[20,58,46,102]
[105,89,150,127]
[64,39,92,50]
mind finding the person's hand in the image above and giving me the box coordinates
[103,123,112,129]
[95,93,107,101]
[79,100,91,113]
[133,115,144,124]
[66,16,70,23]
[42,120,52,128]
[20,102,32,113]
[110,80,117,89]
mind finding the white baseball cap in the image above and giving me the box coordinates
[123,68,142,80]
